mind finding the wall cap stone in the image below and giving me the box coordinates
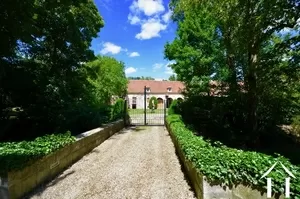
[1,119,124,199]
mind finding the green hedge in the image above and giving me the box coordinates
[148,96,158,110]
[168,99,180,115]
[166,114,300,198]
[0,132,75,174]
[111,99,125,121]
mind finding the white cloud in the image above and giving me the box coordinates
[136,18,167,40]
[130,0,165,16]
[128,14,141,25]
[154,78,163,81]
[129,52,140,57]
[125,67,137,75]
[165,61,176,75]
[165,67,174,75]
[153,63,163,71]
[127,1,173,40]
[162,10,172,23]
[100,42,122,55]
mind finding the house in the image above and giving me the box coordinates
[127,80,185,109]
[126,80,245,109]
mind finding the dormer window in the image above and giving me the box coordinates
[167,87,172,92]
[146,87,150,92]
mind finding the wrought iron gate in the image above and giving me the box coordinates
[127,86,167,126]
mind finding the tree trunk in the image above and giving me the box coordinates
[247,47,259,146]
[245,0,259,147]
[224,25,238,94]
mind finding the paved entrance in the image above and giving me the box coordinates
[26,126,195,199]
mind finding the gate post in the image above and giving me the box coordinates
[144,86,147,125]
[164,99,167,125]
[123,99,128,126]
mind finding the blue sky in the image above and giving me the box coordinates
[90,0,177,80]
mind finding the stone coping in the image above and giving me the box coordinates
[0,120,124,199]
[165,121,284,199]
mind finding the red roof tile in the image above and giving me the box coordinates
[128,80,245,96]
[128,80,185,94]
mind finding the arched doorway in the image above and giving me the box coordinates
[167,98,173,108]
[177,97,183,102]
[157,97,163,109]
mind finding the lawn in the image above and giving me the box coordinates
[128,108,166,114]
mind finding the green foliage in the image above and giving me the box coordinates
[61,103,112,135]
[0,132,75,173]
[168,74,177,81]
[168,99,180,115]
[0,0,129,141]
[165,0,300,146]
[0,0,108,140]
[166,115,300,198]
[86,56,128,104]
[148,97,158,110]
[111,99,125,121]
[292,115,300,137]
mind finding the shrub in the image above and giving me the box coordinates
[166,114,300,198]
[111,99,125,121]
[0,132,75,174]
[148,97,158,110]
[168,99,180,115]
[62,103,112,135]
[292,115,300,137]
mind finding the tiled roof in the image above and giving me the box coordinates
[127,80,245,96]
[128,80,185,94]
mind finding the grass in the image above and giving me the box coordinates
[128,108,166,114]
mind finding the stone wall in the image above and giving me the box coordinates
[165,122,284,199]
[0,120,124,199]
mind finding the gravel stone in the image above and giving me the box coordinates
[26,126,196,199]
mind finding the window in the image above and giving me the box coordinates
[132,97,137,109]
[147,97,150,102]
[146,87,150,92]
[132,97,137,104]
[167,87,172,92]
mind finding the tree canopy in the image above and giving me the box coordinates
[165,0,300,146]
[86,56,128,104]
[0,0,128,140]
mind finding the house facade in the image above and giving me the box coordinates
[127,80,185,109]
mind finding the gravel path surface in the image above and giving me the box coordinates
[26,126,196,199]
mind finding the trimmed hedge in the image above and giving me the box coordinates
[168,99,180,115]
[111,99,125,121]
[148,96,158,110]
[0,132,75,174]
[166,114,300,198]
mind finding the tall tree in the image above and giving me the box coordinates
[86,56,128,104]
[0,0,104,139]
[165,0,221,95]
[165,0,300,145]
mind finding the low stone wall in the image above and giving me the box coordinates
[165,122,284,199]
[0,120,124,199]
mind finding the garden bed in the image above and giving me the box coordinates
[166,114,300,199]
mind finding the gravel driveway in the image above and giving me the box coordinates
[26,126,196,199]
